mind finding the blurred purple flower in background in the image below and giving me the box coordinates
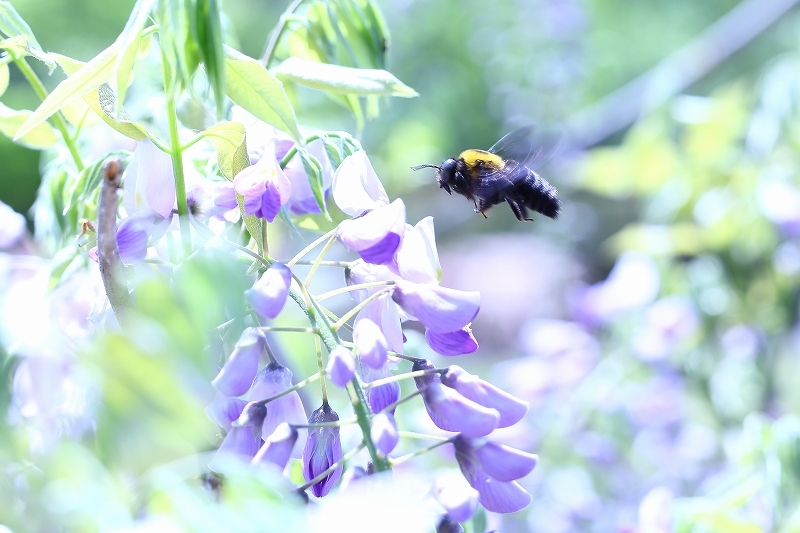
[572,251,660,326]
[632,296,699,362]
[211,328,265,397]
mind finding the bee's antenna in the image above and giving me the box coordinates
[410,164,440,171]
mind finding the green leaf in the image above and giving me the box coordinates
[156,0,200,91]
[0,1,55,70]
[14,37,125,141]
[224,47,302,142]
[113,0,156,118]
[0,34,54,69]
[273,57,417,97]
[193,0,226,118]
[297,148,328,217]
[0,102,59,148]
[0,62,8,97]
[48,246,82,292]
[52,53,150,141]
[201,121,248,181]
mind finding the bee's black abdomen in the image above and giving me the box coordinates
[522,170,561,219]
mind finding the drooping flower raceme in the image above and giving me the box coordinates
[302,404,343,498]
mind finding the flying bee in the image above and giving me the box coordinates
[411,127,562,221]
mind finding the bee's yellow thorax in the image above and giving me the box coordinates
[459,149,505,170]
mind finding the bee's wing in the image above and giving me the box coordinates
[489,126,562,170]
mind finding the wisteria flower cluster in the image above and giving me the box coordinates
[193,124,536,516]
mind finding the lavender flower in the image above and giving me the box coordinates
[123,139,176,220]
[208,401,266,473]
[204,394,247,431]
[392,282,480,334]
[326,345,355,387]
[283,139,335,215]
[331,150,390,216]
[441,365,528,428]
[115,210,172,264]
[211,328,266,397]
[233,142,292,222]
[337,199,406,264]
[414,360,499,438]
[370,412,399,455]
[246,262,292,319]
[252,422,299,471]
[302,403,343,498]
[353,317,389,369]
[360,362,401,414]
[425,327,479,356]
[432,472,479,523]
[453,436,535,513]
[249,362,307,455]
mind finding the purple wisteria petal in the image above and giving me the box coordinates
[116,216,148,264]
[211,328,265,397]
[326,345,355,387]
[396,216,441,284]
[232,401,267,431]
[331,150,390,216]
[337,199,405,264]
[354,317,388,369]
[302,404,343,498]
[360,363,401,414]
[0,200,26,249]
[204,394,247,431]
[208,426,261,473]
[252,422,298,471]
[233,143,292,221]
[392,281,480,334]
[421,383,500,437]
[246,262,292,319]
[123,139,176,219]
[213,181,239,210]
[345,260,400,303]
[474,441,538,482]
[432,472,479,523]
[351,287,404,354]
[249,362,308,457]
[468,472,532,514]
[284,139,334,215]
[425,326,479,356]
[370,412,399,455]
[441,366,528,428]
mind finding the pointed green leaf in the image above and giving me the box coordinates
[224,47,302,142]
[13,37,124,140]
[0,102,59,149]
[0,1,55,70]
[0,63,8,97]
[52,53,150,141]
[273,57,417,97]
[114,0,156,118]
[193,0,226,118]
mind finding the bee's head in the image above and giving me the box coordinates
[411,159,457,195]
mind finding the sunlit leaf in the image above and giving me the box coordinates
[0,2,55,70]
[202,121,248,181]
[0,102,59,149]
[273,57,417,97]
[113,0,156,118]
[53,53,150,141]
[224,47,302,142]
[193,0,226,118]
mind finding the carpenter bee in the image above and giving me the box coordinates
[411,127,562,221]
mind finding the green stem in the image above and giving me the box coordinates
[287,288,391,473]
[316,280,395,302]
[252,371,323,407]
[261,0,306,67]
[257,326,318,334]
[363,368,445,390]
[333,287,394,330]
[390,437,456,467]
[286,228,337,267]
[161,48,191,255]
[14,57,84,171]
[397,431,450,442]
[293,260,352,268]
[315,335,328,403]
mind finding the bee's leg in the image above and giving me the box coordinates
[507,199,532,221]
[476,198,490,218]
